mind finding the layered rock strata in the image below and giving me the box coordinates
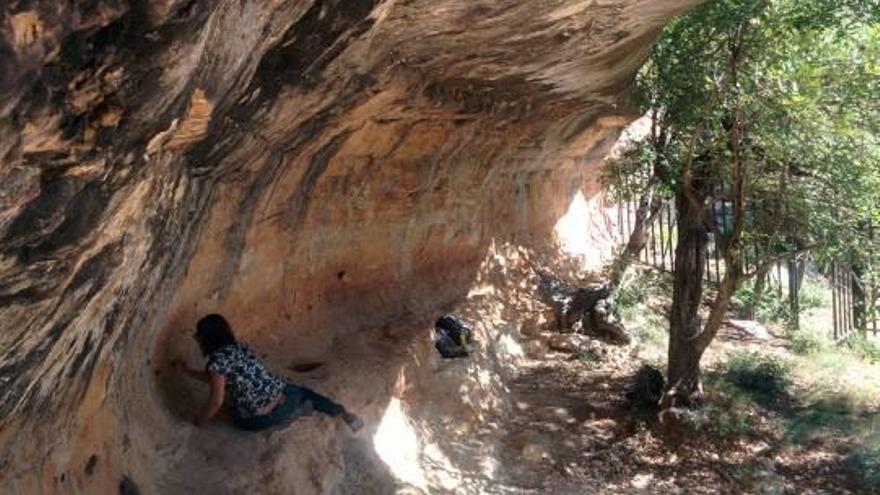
[0,1,700,492]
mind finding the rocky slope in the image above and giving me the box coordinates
[0,1,700,493]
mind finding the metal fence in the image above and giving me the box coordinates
[617,200,677,274]
[831,262,879,340]
[616,199,731,284]
[617,198,879,340]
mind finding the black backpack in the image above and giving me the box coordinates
[435,314,472,346]
[434,314,473,358]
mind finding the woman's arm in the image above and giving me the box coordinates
[194,373,226,426]
[172,360,211,383]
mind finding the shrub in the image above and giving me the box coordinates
[615,276,651,314]
[846,448,880,493]
[685,376,761,441]
[843,336,880,363]
[790,332,826,355]
[723,351,792,409]
[731,280,791,324]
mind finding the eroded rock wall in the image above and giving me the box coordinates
[0,1,701,493]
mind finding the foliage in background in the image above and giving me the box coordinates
[731,278,791,323]
[602,0,880,403]
[797,277,829,311]
[706,344,880,491]
[730,274,828,326]
[615,269,669,355]
[634,0,880,266]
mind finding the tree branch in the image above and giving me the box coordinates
[693,19,750,350]
[743,244,818,277]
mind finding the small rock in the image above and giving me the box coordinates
[525,339,548,359]
[631,473,654,490]
[548,334,589,353]
[520,317,541,337]
[521,443,550,462]
[726,319,771,341]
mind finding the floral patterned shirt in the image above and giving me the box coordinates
[206,343,286,418]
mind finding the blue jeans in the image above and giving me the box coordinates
[233,383,346,431]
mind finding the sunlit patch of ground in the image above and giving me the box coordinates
[615,266,880,494]
[367,256,878,494]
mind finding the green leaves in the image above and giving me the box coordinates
[612,0,880,267]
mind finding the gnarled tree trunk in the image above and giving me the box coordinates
[663,191,709,407]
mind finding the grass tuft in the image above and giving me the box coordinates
[696,377,764,440]
[843,336,880,363]
[846,447,880,493]
[721,351,793,409]
[790,331,827,355]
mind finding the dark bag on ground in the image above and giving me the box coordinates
[625,365,665,410]
[434,314,474,358]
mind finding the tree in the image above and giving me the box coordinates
[606,0,880,406]
[603,108,671,290]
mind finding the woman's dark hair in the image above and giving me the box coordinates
[195,314,237,355]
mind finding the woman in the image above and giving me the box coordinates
[174,314,363,432]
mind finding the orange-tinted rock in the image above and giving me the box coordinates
[0,1,703,492]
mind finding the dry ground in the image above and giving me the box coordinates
[427,258,880,494]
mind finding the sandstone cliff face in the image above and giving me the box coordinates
[0,1,700,493]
